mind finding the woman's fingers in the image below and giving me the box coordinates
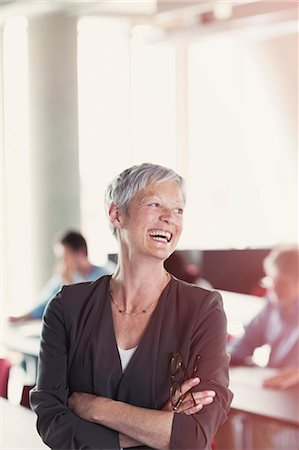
[173,377,216,415]
[193,390,216,401]
[175,393,215,414]
[180,377,216,402]
[180,377,200,396]
[183,403,204,416]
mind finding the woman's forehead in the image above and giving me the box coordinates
[140,181,184,198]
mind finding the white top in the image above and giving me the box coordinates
[118,346,138,371]
[118,346,138,450]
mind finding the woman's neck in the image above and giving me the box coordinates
[110,259,170,313]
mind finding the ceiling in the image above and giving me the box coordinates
[0,1,297,34]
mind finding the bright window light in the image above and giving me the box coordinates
[2,17,33,314]
[130,31,176,168]
[185,32,297,249]
[77,18,177,261]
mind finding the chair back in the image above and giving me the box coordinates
[20,384,35,408]
[0,358,11,398]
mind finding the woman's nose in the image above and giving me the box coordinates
[160,207,174,224]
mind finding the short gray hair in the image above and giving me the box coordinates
[105,162,185,237]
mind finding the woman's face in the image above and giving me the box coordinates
[118,181,184,262]
[266,269,299,307]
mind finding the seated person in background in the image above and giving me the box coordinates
[8,230,116,323]
[228,245,299,388]
[216,246,299,450]
[164,250,213,289]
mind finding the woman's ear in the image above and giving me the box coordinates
[108,202,123,230]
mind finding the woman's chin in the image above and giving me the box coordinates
[150,247,174,261]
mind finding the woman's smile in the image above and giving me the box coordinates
[121,181,184,260]
[148,228,173,243]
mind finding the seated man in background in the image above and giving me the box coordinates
[228,245,299,388]
[8,230,116,323]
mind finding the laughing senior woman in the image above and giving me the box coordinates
[30,163,232,450]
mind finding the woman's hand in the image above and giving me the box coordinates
[163,377,216,415]
[68,392,103,421]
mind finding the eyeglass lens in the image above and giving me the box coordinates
[170,352,183,377]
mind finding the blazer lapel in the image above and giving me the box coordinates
[91,276,123,397]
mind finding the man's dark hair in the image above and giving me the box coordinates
[55,230,88,255]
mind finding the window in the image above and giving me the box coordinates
[185,29,297,249]
[77,18,177,262]
[2,17,34,311]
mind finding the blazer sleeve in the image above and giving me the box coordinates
[30,288,120,450]
[170,291,233,450]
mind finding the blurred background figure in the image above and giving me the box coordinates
[216,245,299,450]
[164,250,213,289]
[8,230,116,323]
[228,245,299,387]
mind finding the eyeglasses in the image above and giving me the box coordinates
[169,352,200,412]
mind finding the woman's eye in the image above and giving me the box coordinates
[174,208,183,215]
[149,202,159,207]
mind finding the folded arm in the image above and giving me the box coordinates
[169,291,233,450]
[68,377,215,449]
[31,286,231,450]
[31,288,215,450]
[30,290,120,449]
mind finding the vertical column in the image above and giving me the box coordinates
[2,17,34,310]
[0,14,4,307]
[175,43,189,180]
[0,15,3,156]
[28,13,80,288]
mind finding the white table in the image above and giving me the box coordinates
[0,397,48,449]
[2,322,42,358]
[229,366,299,425]
[2,322,43,382]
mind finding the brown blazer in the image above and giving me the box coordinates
[30,275,233,449]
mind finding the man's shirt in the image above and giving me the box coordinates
[228,298,299,368]
[31,263,115,319]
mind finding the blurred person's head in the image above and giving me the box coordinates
[53,230,89,273]
[262,245,299,307]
